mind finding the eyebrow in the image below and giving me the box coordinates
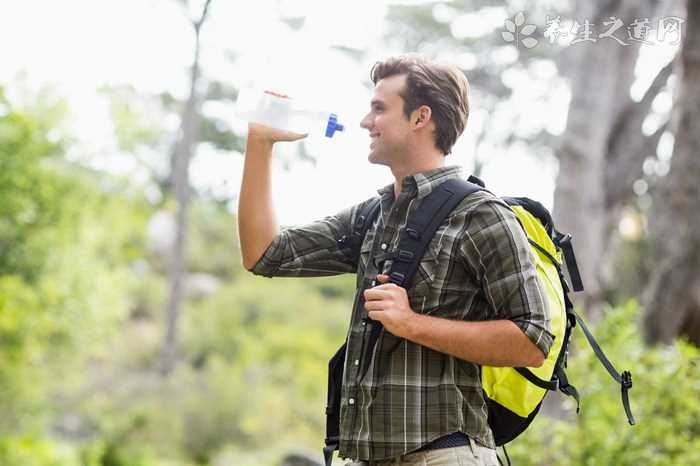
[371,99,386,107]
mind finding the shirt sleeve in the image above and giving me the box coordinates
[249,198,372,278]
[460,199,554,358]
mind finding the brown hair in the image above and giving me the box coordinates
[370,54,470,155]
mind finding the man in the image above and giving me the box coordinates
[238,55,553,466]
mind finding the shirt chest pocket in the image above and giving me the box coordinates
[401,243,440,309]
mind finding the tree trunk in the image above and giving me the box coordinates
[553,0,660,319]
[643,0,700,346]
[159,0,212,377]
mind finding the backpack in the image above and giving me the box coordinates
[323,176,635,466]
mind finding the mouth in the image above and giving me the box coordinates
[369,133,379,148]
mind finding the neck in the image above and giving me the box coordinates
[391,152,446,198]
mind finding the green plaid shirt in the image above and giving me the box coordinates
[251,166,553,461]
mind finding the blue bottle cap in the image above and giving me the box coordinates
[325,113,345,138]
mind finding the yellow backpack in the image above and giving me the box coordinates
[483,192,635,446]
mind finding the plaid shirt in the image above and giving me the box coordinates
[251,165,553,461]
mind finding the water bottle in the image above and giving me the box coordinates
[235,88,346,138]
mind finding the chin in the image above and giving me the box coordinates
[368,153,386,166]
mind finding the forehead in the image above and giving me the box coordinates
[371,74,407,106]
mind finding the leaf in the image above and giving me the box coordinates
[505,19,516,33]
[515,12,525,27]
[501,31,515,42]
[521,24,536,36]
[522,37,539,49]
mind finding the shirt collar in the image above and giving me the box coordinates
[377,165,463,200]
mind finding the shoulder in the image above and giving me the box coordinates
[449,190,527,252]
[449,189,514,222]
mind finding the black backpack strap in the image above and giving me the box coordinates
[337,197,381,265]
[385,178,484,287]
[573,309,636,425]
[323,343,346,466]
[553,230,584,292]
[555,365,581,414]
[363,178,484,373]
[324,198,380,466]
[467,174,486,187]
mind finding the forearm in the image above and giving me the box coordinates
[238,135,279,270]
[406,314,545,367]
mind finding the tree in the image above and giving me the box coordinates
[159,0,214,376]
[643,0,700,345]
[552,0,674,318]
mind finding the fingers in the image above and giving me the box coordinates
[376,274,391,284]
[286,131,308,141]
[363,287,394,301]
[364,300,385,311]
[248,123,308,142]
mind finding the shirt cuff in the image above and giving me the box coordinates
[512,319,554,359]
[249,234,283,277]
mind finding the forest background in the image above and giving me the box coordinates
[1,1,699,465]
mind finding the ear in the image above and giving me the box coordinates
[413,105,432,129]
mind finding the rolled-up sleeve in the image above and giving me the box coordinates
[250,198,373,278]
[460,200,554,357]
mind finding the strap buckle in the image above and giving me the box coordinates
[621,370,633,390]
[557,232,572,246]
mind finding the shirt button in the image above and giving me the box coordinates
[348,398,355,405]
[354,359,359,366]
[381,243,388,250]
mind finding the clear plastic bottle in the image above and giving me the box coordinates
[235,88,346,138]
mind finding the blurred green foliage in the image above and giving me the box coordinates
[1,84,699,466]
[507,301,700,466]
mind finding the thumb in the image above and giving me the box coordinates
[376,274,390,284]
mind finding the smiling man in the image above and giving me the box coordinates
[238,55,552,466]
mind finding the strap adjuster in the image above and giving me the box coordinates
[405,227,420,240]
[389,272,405,285]
[556,232,572,246]
[397,250,414,262]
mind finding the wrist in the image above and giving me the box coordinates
[246,132,274,151]
[406,312,424,341]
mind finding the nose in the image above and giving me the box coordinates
[360,112,372,131]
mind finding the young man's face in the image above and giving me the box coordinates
[360,74,415,167]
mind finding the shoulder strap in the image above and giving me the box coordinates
[385,178,484,287]
[337,197,381,264]
[323,343,346,466]
[362,178,484,378]
[554,230,585,292]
